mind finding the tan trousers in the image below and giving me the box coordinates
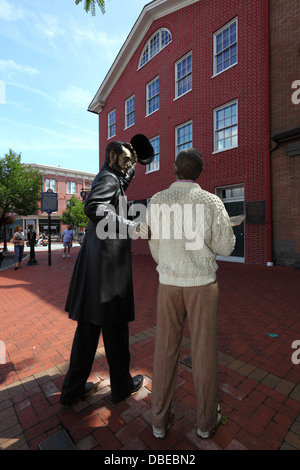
[152,281,219,432]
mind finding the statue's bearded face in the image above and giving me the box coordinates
[110,146,132,177]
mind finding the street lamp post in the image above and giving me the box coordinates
[80,189,90,202]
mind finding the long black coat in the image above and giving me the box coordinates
[65,164,136,325]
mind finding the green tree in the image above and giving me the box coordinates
[61,196,89,230]
[0,149,42,248]
[75,0,106,15]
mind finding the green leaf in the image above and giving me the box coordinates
[61,196,89,229]
[75,0,106,15]
[0,149,42,226]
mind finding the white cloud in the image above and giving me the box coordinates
[8,82,52,101]
[55,119,98,137]
[55,85,93,112]
[0,0,26,21]
[0,116,98,151]
[34,14,65,39]
[0,1,65,54]
[73,27,123,47]
[0,59,39,81]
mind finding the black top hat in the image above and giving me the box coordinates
[130,134,155,165]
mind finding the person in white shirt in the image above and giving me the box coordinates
[146,148,236,439]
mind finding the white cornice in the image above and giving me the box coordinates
[88,0,199,114]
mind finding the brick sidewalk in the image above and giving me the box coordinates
[0,247,299,450]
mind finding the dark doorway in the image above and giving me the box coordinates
[224,200,245,258]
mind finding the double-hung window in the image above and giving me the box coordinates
[214,18,237,75]
[146,136,160,173]
[125,95,135,129]
[45,178,56,192]
[175,52,192,98]
[214,100,238,152]
[108,109,116,138]
[146,77,159,116]
[67,181,76,194]
[175,121,192,155]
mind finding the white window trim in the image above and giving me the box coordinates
[108,108,116,139]
[175,120,193,159]
[45,178,56,192]
[146,76,159,117]
[215,183,244,202]
[212,17,238,78]
[124,94,135,129]
[146,136,160,174]
[215,183,245,263]
[213,99,238,154]
[67,181,76,194]
[174,51,192,100]
[138,28,172,69]
[145,167,159,174]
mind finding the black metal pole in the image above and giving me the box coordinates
[48,213,51,266]
[3,225,8,252]
[27,229,38,265]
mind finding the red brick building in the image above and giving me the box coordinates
[8,164,95,239]
[88,0,298,265]
[269,0,300,266]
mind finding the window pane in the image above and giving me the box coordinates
[178,75,192,95]
[149,96,159,114]
[217,130,224,140]
[109,110,115,125]
[127,111,135,127]
[108,110,116,137]
[218,140,224,151]
[232,135,238,147]
[147,79,159,114]
[161,29,171,47]
[215,102,238,151]
[177,123,192,151]
[176,53,192,97]
[139,29,172,68]
[140,47,148,67]
[150,33,159,58]
[146,137,160,172]
[233,187,244,198]
[126,97,134,113]
[214,20,237,73]
[217,109,224,120]
[126,96,135,127]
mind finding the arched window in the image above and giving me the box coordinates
[139,28,172,68]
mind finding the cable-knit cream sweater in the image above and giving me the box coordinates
[146,181,236,286]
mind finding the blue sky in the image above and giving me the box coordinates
[0,0,149,174]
